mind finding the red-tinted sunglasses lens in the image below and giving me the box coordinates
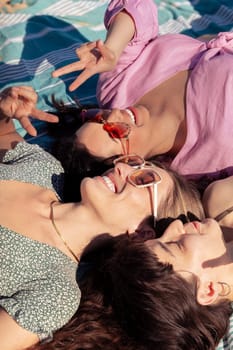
[103,122,130,139]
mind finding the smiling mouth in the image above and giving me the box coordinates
[102,176,116,193]
[125,108,136,125]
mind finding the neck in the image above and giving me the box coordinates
[51,202,116,260]
[146,110,186,159]
[137,70,189,159]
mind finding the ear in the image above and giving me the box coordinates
[197,280,219,305]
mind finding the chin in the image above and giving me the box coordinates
[80,177,93,199]
[80,176,105,204]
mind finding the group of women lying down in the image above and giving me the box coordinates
[1,0,233,349]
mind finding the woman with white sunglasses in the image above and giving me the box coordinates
[0,86,204,350]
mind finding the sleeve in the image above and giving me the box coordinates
[216,311,233,350]
[104,0,158,45]
[0,276,81,341]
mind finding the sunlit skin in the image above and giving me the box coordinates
[52,10,188,162]
[75,71,188,160]
[146,219,233,304]
[203,176,233,231]
[80,160,173,233]
[202,176,233,244]
[75,105,154,158]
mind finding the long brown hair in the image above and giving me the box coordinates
[29,238,146,350]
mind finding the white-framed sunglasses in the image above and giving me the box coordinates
[113,154,162,226]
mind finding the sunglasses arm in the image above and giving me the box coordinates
[153,183,158,228]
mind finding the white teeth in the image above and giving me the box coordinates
[125,108,136,125]
[102,176,115,192]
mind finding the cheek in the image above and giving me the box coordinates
[125,189,152,217]
[157,173,173,205]
[129,128,148,156]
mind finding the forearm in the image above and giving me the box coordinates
[104,11,135,61]
[0,308,38,350]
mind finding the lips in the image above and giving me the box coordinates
[192,221,200,232]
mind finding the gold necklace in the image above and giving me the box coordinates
[50,201,79,263]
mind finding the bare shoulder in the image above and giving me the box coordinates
[203,176,233,219]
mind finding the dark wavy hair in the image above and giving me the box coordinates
[29,236,147,350]
[30,277,145,350]
[48,98,111,201]
[30,234,231,350]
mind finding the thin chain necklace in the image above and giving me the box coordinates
[50,201,79,263]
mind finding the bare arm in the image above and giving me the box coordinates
[0,308,39,350]
[104,10,135,62]
[52,11,135,91]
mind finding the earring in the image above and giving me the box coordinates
[218,281,232,297]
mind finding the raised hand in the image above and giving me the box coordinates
[52,40,117,91]
[0,86,58,136]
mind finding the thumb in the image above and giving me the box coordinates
[97,40,115,61]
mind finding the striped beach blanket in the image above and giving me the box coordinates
[1,0,233,114]
[0,0,233,145]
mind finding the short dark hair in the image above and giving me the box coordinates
[29,234,232,350]
[81,235,232,350]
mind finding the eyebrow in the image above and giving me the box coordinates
[157,241,175,257]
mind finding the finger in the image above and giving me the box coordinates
[52,61,86,78]
[69,69,94,91]
[12,87,38,104]
[15,85,35,92]
[18,116,37,137]
[30,108,59,122]
[76,41,98,56]
[97,40,115,61]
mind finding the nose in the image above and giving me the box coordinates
[113,162,133,181]
[161,219,185,242]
